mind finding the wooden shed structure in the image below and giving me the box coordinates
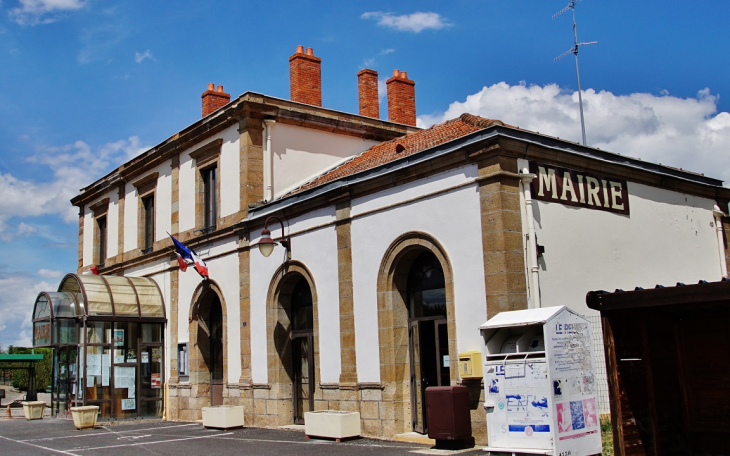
[586,279,730,456]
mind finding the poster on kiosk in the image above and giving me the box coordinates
[479,306,601,456]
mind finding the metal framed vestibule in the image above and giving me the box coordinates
[32,273,166,420]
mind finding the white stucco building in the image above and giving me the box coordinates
[40,46,730,445]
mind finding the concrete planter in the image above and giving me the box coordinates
[304,411,361,441]
[70,406,99,430]
[202,405,245,430]
[21,401,46,420]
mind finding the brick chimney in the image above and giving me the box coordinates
[201,83,231,117]
[289,45,322,107]
[357,69,379,119]
[386,69,416,126]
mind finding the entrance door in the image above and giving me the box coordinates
[139,322,164,418]
[292,333,314,424]
[409,317,449,433]
[209,298,224,406]
[406,251,449,434]
[290,277,314,424]
[52,346,78,416]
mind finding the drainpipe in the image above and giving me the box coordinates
[263,119,276,202]
[520,169,541,308]
[713,205,728,277]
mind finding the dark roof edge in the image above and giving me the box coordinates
[244,126,500,223]
[587,278,730,311]
[501,125,724,187]
[244,125,726,224]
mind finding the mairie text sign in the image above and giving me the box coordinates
[529,162,630,215]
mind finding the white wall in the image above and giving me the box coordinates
[155,168,172,242]
[178,151,195,234]
[535,180,723,315]
[107,191,120,259]
[82,190,120,267]
[205,240,242,384]
[271,124,380,196]
[82,207,93,266]
[248,206,339,384]
[170,239,241,383]
[123,184,137,252]
[350,164,486,383]
[219,126,241,217]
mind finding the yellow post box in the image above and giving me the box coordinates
[458,350,483,379]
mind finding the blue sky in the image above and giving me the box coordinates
[1,0,728,347]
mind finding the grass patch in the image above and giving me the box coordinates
[600,414,613,456]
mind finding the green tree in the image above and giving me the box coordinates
[8,346,52,393]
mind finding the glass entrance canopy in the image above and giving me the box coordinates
[32,274,166,420]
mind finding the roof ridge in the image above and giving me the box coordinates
[282,112,508,198]
[458,112,505,128]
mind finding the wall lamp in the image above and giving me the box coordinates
[257,215,291,259]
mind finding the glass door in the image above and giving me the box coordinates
[52,347,77,416]
[292,333,314,425]
[112,322,138,419]
[409,317,448,434]
[409,320,425,433]
[139,323,164,418]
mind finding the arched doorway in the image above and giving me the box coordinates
[377,232,456,436]
[190,283,227,407]
[407,251,449,433]
[290,277,314,424]
[266,262,319,426]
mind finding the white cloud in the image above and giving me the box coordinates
[361,11,451,33]
[0,221,37,241]
[361,48,395,69]
[0,272,53,347]
[37,268,63,279]
[134,50,152,63]
[0,136,148,241]
[9,0,85,26]
[77,21,128,64]
[418,83,730,186]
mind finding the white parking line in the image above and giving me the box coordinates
[215,435,423,449]
[21,422,199,442]
[0,434,81,456]
[72,431,234,452]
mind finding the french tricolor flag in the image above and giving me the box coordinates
[168,233,209,279]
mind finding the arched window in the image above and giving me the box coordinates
[407,251,446,319]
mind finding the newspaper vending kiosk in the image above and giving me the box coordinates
[479,306,601,456]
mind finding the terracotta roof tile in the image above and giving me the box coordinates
[290,113,506,195]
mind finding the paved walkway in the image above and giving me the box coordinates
[0,386,52,418]
[0,418,482,455]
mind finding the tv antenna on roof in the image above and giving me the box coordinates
[554,0,596,146]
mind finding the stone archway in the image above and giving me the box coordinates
[265,261,320,426]
[188,280,228,413]
[376,232,456,435]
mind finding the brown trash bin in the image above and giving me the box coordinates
[425,385,472,441]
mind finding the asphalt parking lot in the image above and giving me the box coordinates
[0,418,482,455]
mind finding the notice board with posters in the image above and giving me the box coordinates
[480,306,602,456]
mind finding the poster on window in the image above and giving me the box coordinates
[113,329,124,347]
[151,373,161,389]
[121,398,136,411]
[152,347,161,363]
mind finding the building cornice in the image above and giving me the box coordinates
[71,92,416,208]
